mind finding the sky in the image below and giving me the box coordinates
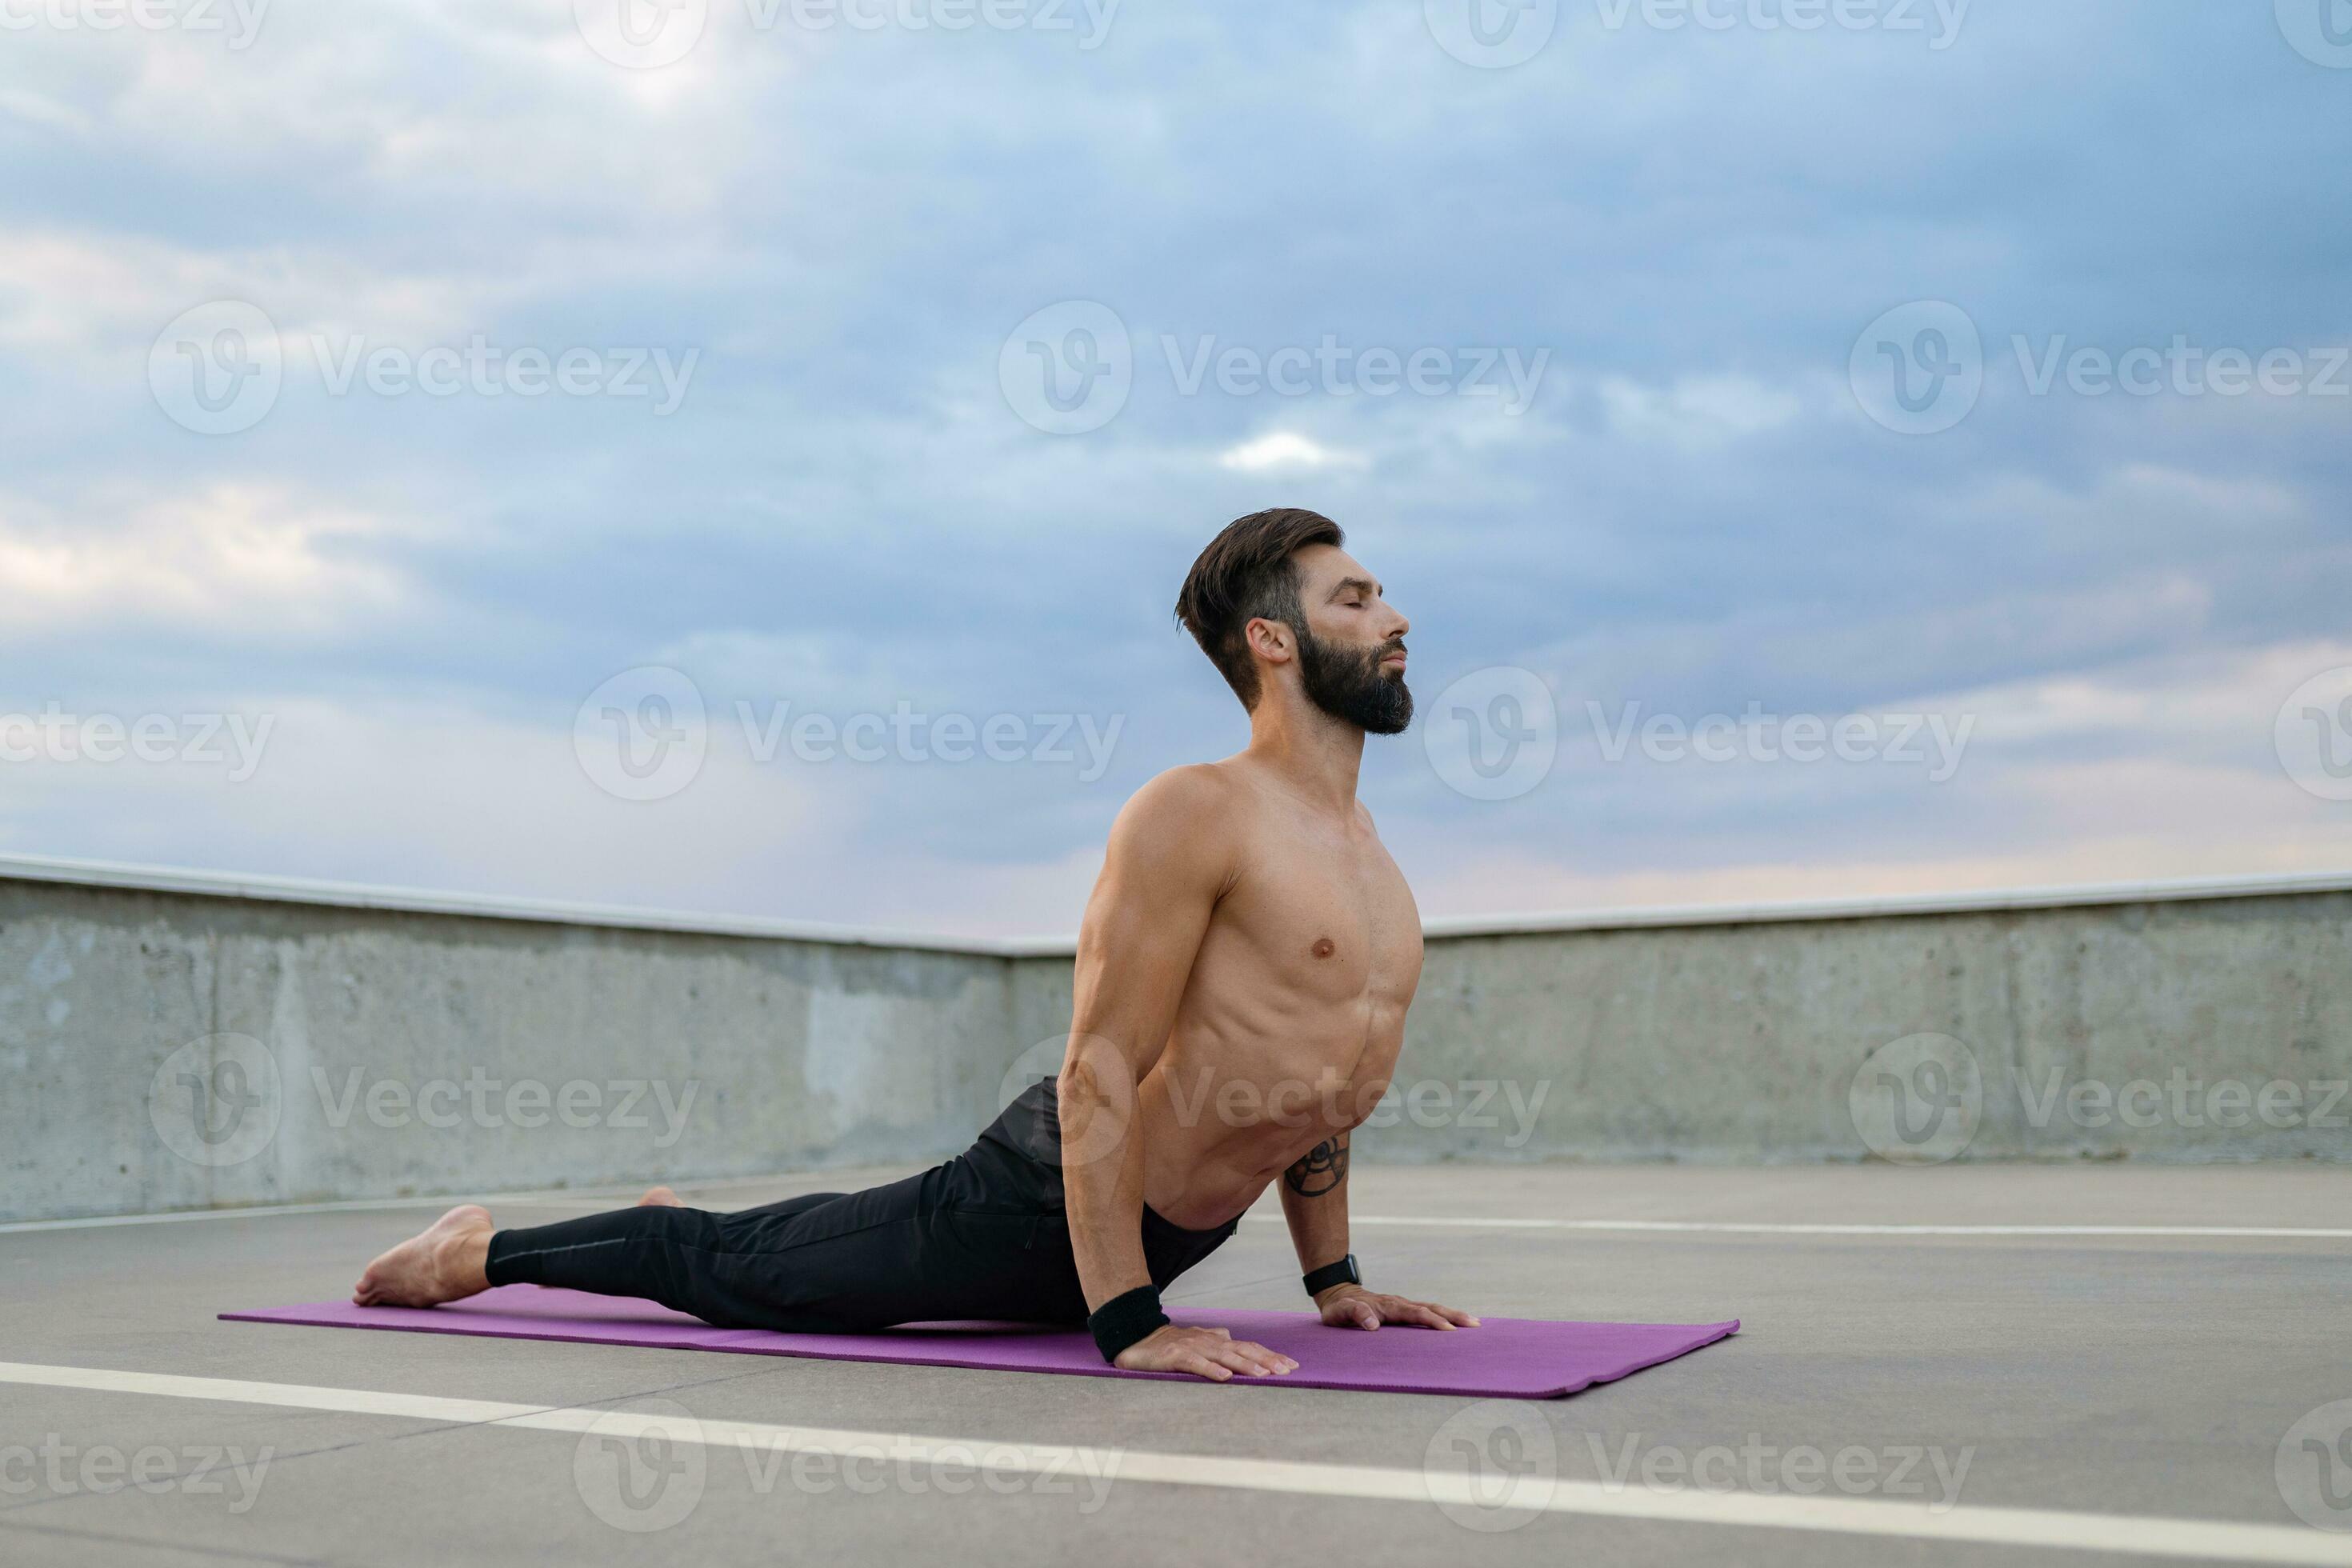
[1,0,2348,938]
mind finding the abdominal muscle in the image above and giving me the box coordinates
[1130,1002,1403,1231]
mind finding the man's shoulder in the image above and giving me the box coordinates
[1107,762,1251,869]
[1126,760,1242,818]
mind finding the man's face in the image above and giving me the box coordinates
[1290,543,1413,735]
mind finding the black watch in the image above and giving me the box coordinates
[1302,1254,1361,1298]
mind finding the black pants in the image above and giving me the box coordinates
[483,1082,1237,1332]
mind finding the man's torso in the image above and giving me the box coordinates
[1134,764,1423,1228]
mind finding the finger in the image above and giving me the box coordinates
[1351,1302,1381,1330]
[1178,1352,1232,1382]
[1226,1342,1293,1376]
[1216,1343,1287,1376]
[1210,1327,1233,1339]
[1403,1303,1456,1330]
[1434,1304,1482,1326]
[1234,1340,1299,1374]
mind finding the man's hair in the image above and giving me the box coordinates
[1174,508,1345,710]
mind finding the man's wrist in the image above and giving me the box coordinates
[1087,1283,1170,1364]
[1302,1254,1360,1298]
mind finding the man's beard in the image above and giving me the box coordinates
[1296,626,1414,736]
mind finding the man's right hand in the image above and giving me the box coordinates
[1113,1323,1298,1381]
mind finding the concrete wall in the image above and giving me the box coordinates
[1394,891,2351,1163]
[2,875,1021,1224]
[4,858,2347,1222]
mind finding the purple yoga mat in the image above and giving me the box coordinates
[223,1286,1737,1398]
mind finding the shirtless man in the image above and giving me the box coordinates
[354,507,1478,1381]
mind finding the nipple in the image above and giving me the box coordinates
[1312,938,1337,959]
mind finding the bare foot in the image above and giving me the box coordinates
[352,1205,495,1308]
[637,1186,682,1207]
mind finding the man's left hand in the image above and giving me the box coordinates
[1314,1285,1480,1331]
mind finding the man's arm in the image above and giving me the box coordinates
[1282,1129,1481,1332]
[1057,767,1295,1381]
[1279,1129,1354,1282]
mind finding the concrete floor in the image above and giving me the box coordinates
[3,1163,2350,1566]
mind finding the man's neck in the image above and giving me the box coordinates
[1242,690,1366,818]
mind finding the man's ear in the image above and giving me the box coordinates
[1242,616,1294,666]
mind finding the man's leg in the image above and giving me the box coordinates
[354,1162,1083,1332]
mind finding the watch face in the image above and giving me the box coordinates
[1307,1256,1360,1294]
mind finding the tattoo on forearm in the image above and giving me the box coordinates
[1284,1136,1349,1197]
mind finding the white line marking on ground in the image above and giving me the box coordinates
[1242,1217,2352,1239]
[0,1362,2339,1564]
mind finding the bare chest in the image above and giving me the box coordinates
[1194,826,1424,1085]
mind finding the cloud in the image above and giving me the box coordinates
[0,1,2345,931]
[0,484,415,640]
[1215,430,1370,473]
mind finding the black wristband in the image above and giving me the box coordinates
[1088,1284,1170,1364]
[1302,1254,1361,1298]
